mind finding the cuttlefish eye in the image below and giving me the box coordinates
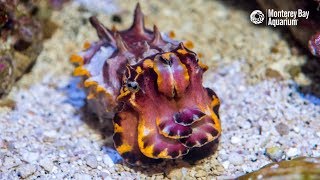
[159,55,172,66]
[127,81,140,92]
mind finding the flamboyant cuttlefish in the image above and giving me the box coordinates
[71,3,221,166]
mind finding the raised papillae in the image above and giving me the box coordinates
[71,4,221,165]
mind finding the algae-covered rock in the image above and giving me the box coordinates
[0,0,57,98]
[238,157,320,180]
[0,55,14,97]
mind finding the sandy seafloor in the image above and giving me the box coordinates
[1,0,320,179]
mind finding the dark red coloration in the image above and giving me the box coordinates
[72,3,221,166]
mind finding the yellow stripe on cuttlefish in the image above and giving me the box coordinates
[73,66,90,76]
[70,54,84,65]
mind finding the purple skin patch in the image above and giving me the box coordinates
[180,116,219,148]
[157,115,193,138]
[174,108,206,126]
[72,3,221,165]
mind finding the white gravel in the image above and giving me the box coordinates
[0,75,120,179]
[85,154,98,168]
[205,61,320,177]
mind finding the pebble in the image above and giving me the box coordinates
[103,154,114,167]
[59,153,67,158]
[181,167,188,176]
[17,164,36,178]
[241,164,252,173]
[265,147,284,162]
[219,149,229,161]
[39,158,54,172]
[2,156,16,169]
[167,168,184,179]
[100,171,112,179]
[43,130,57,138]
[22,151,39,163]
[293,127,300,133]
[275,122,289,136]
[77,159,83,165]
[195,170,207,177]
[228,152,244,165]
[85,154,98,168]
[13,141,26,149]
[265,68,282,79]
[240,120,252,129]
[51,165,58,174]
[96,155,102,161]
[287,148,300,158]
[74,173,92,180]
[222,161,230,169]
[231,136,241,144]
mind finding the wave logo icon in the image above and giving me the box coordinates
[250,10,264,24]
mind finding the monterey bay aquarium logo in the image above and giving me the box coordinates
[250,9,310,27]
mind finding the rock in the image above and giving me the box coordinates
[0,98,16,108]
[166,162,191,179]
[22,151,39,163]
[222,161,230,169]
[228,152,244,165]
[0,56,14,97]
[39,158,54,172]
[59,152,67,158]
[288,65,301,78]
[219,149,229,161]
[237,157,320,179]
[96,155,102,162]
[240,120,252,129]
[241,164,252,173]
[0,0,56,98]
[266,68,283,80]
[43,130,57,138]
[74,173,92,180]
[100,170,112,179]
[265,147,284,162]
[167,168,185,179]
[231,136,241,144]
[275,122,289,136]
[2,156,16,169]
[195,169,207,178]
[85,154,98,168]
[293,127,300,133]
[17,164,37,178]
[286,148,300,158]
[102,154,114,167]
